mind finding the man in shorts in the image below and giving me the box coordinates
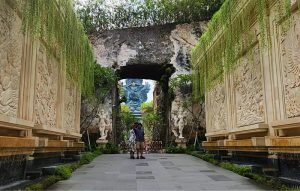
[134,123,145,159]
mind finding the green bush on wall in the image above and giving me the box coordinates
[191,0,293,100]
[22,0,95,97]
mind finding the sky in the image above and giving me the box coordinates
[120,79,155,102]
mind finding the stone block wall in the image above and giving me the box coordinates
[0,0,83,162]
[203,0,300,156]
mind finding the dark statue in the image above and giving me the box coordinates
[123,79,150,115]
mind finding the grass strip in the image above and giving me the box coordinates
[25,149,102,191]
[186,151,300,191]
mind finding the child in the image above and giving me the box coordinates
[128,123,137,159]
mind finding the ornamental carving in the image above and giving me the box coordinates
[281,15,300,118]
[34,44,58,128]
[0,3,23,117]
[234,45,264,127]
[64,80,77,131]
[207,84,226,131]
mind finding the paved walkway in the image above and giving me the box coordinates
[49,154,268,191]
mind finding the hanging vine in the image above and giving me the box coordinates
[21,0,95,97]
[191,0,293,100]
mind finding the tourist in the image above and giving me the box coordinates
[134,123,145,159]
[128,123,137,159]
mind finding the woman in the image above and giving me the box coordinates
[128,123,137,159]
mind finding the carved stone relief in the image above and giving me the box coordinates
[170,96,189,138]
[34,44,58,128]
[64,80,76,131]
[0,2,23,117]
[234,45,264,127]
[281,15,300,118]
[207,84,226,132]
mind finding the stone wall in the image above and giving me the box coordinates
[203,1,300,155]
[92,22,207,143]
[0,0,83,170]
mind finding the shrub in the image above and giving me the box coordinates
[220,162,251,176]
[79,152,95,165]
[165,145,186,153]
[25,150,102,191]
[189,152,218,165]
[25,176,61,191]
[186,145,196,152]
[100,142,119,154]
[55,166,72,180]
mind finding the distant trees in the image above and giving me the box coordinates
[75,0,224,34]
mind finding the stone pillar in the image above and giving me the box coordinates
[111,82,119,144]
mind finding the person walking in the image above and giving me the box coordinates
[134,123,145,159]
[128,123,137,159]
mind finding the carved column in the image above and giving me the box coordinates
[18,33,37,122]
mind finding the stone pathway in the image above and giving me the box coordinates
[49,154,269,191]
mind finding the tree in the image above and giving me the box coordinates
[117,104,137,143]
[75,0,225,34]
[141,101,161,141]
[80,63,117,147]
[170,74,206,145]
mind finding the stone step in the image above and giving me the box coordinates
[220,155,232,161]
[62,157,74,163]
[25,170,42,180]
[279,177,300,187]
[262,168,279,176]
[42,166,58,176]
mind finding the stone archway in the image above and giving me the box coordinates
[90,22,207,145]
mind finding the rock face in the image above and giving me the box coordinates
[91,24,175,68]
[91,22,207,143]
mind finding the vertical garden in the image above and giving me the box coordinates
[22,0,95,97]
[191,0,293,99]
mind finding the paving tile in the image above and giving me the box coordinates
[48,154,268,191]
[136,176,155,179]
[136,171,152,174]
[199,169,216,172]
[207,174,232,181]
[136,162,149,166]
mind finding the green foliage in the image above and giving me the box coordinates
[79,152,96,165]
[188,151,219,165]
[141,101,154,113]
[25,176,61,191]
[22,0,95,97]
[165,145,186,153]
[191,0,293,99]
[121,104,131,113]
[25,150,102,190]
[76,0,224,34]
[187,151,298,190]
[169,74,193,101]
[219,162,251,176]
[55,166,72,180]
[117,107,136,142]
[99,142,119,154]
[94,64,117,96]
[170,74,192,92]
[142,109,161,139]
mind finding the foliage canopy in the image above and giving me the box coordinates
[76,0,224,34]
